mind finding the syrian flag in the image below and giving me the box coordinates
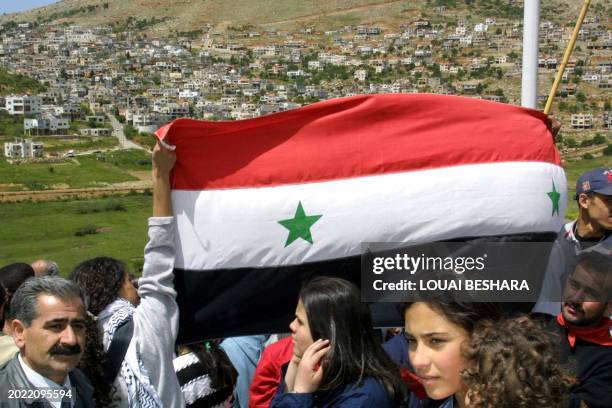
[154,93,566,342]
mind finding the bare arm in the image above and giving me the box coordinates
[152,142,176,217]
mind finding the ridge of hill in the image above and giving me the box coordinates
[1,0,591,34]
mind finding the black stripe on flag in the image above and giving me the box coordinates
[174,232,557,343]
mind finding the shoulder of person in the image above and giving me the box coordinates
[0,357,27,399]
[343,377,390,402]
[0,354,21,377]
[69,367,95,405]
[69,367,92,386]
[0,356,12,371]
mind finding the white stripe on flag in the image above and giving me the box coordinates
[172,161,566,270]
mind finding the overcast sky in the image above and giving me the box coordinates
[0,0,61,14]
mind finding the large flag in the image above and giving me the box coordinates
[154,93,566,342]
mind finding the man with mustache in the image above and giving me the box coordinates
[0,276,95,407]
[549,251,612,408]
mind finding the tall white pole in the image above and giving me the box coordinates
[521,0,540,108]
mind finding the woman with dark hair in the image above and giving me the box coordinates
[403,300,501,408]
[271,276,406,407]
[0,263,33,365]
[71,257,139,316]
[71,257,139,406]
[0,284,16,366]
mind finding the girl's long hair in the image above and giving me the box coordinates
[70,257,126,406]
[300,276,406,404]
[79,314,115,406]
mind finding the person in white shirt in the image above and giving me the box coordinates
[71,142,184,407]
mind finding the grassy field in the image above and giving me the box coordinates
[96,149,152,171]
[35,136,119,152]
[0,194,152,276]
[0,111,25,139]
[131,133,157,150]
[0,154,139,191]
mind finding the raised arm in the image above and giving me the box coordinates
[132,141,184,407]
[152,142,176,217]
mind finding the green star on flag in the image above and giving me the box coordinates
[547,181,560,216]
[278,201,322,247]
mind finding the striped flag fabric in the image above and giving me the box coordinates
[154,93,566,342]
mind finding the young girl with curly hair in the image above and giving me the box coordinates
[462,316,572,408]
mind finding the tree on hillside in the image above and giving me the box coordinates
[123,124,138,140]
[565,137,577,148]
[592,133,607,145]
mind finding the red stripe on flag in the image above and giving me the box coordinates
[154,94,560,190]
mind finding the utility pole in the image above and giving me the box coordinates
[521,0,540,109]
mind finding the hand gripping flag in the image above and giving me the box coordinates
[154,93,566,342]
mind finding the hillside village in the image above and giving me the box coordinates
[0,1,610,161]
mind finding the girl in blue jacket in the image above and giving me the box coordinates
[271,276,406,407]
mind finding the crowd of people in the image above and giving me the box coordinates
[0,143,609,407]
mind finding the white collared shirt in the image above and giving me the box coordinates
[18,353,73,408]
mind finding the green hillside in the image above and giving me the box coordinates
[0,69,47,96]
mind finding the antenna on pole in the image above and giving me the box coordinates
[521,0,540,109]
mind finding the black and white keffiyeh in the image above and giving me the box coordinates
[174,352,235,408]
[98,298,163,408]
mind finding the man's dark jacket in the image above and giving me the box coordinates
[548,320,612,408]
[0,354,95,407]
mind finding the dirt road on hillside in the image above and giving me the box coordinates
[0,182,152,203]
[0,172,153,203]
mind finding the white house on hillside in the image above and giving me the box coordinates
[24,113,70,135]
[571,113,594,129]
[5,95,42,115]
[79,128,111,136]
[131,112,170,133]
[4,138,44,158]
